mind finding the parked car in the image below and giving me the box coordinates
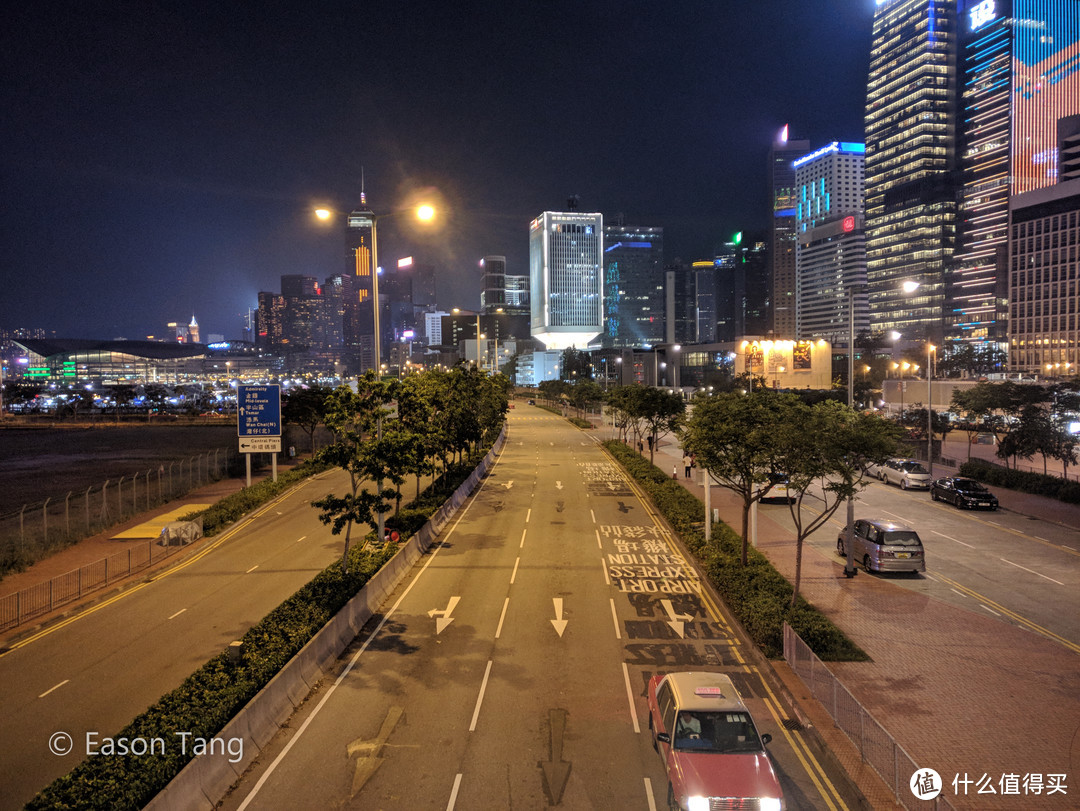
[930,477,999,510]
[760,475,794,504]
[837,518,926,574]
[647,671,784,811]
[879,458,932,490]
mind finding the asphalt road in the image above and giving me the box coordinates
[764,476,1080,653]
[222,409,859,810]
[0,468,363,810]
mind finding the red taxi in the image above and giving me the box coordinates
[647,671,784,811]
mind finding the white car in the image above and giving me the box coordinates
[879,458,931,490]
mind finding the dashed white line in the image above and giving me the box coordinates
[525,508,531,523]
[469,660,493,732]
[520,528,527,548]
[980,605,1002,617]
[932,531,975,549]
[610,599,621,639]
[168,608,187,620]
[601,557,610,585]
[950,588,967,598]
[446,773,463,811]
[643,778,657,811]
[495,598,510,639]
[596,529,603,549]
[295,535,306,543]
[590,509,596,524]
[622,663,640,733]
[510,557,520,584]
[39,680,69,698]
[1000,557,1065,585]
[246,565,259,574]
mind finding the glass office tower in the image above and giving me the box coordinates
[864,0,959,341]
[529,211,604,350]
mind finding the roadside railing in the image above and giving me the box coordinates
[0,522,202,632]
[784,623,956,810]
[0,449,231,576]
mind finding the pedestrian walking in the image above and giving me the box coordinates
[682,454,692,478]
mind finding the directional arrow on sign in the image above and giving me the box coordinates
[660,599,694,639]
[550,598,568,637]
[427,596,460,634]
[540,708,571,804]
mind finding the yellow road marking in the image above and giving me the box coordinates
[607,446,848,810]
[1,481,310,657]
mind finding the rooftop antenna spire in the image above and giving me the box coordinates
[360,166,367,207]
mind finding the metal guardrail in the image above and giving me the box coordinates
[783,623,956,810]
[0,525,201,632]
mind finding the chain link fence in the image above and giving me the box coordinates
[0,449,232,577]
[783,623,956,810]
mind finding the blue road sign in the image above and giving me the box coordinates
[237,384,281,438]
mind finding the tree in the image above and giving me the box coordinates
[312,375,401,573]
[567,379,604,418]
[283,385,333,452]
[681,389,797,565]
[950,384,999,459]
[776,403,900,605]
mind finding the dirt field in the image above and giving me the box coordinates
[0,423,251,514]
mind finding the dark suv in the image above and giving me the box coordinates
[930,477,999,510]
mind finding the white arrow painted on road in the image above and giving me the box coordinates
[501,480,514,489]
[428,595,461,634]
[550,598,568,638]
[555,481,563,490]
[660,599,693,639]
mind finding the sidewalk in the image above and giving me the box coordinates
[642,432,1080,811]
[0,459,300,643]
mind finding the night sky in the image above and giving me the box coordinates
[0,1,876,341]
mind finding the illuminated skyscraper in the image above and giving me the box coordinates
[864,0,959,341]
[794,142,868,343]
[768,125,811,338]
[602,224,664,348]
[345,207,377,373]
[529,211,604,349]
[952,0,1080,344]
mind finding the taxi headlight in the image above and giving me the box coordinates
[760,798,783,811]
[686,797,710,811]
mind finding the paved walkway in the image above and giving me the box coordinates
[640,431,1080,810]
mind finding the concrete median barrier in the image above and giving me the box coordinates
[146,427,505,811]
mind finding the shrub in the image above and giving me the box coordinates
[604,440,867,662]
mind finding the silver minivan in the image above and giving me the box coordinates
[880,458,932,490]
[837,519,926,574]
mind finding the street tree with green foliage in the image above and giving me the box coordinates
[681,389,796,565]
[313,375,402,573]
[283,384,334,452]
[775,402,900,605]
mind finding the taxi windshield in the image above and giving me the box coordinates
[673,711,762,753]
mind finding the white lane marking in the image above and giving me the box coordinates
[601,557,610,585]
[520,528,527,549]
[168,608,187,620]
[246,565,259,573]
[525,508,531,523]
[610,599,621,639]
[1000,557,1065,585]
[237,449,497,810]
[590,509,596,524]
[980,604,1002,617]
[932,531,975,549]
[622,663,640,733]
[39,680,69,698]
[510,557,520,585]
[644,777,657,811]
[495,598,510,639]
[950,589,967,598]
[1064,545,1076,551]
[469,660,493,732]
[596,529,603,549]
[295,535,306,543]
[550,598,568,637]
[446,773,463,811]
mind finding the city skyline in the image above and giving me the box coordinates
[1,2,875,340]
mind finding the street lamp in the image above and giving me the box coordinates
[926,343,936,477]
[317,202,436,375]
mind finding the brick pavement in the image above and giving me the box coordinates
[642,432,1080,811]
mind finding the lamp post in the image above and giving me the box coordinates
[927,343,935,477]
[843,285,863,578]
[672,344,681,392]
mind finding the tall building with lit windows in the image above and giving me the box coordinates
[529,211,604,349]
[768,126,811,338]
[952,0,1080,345]
[794,142,869,343]
[602,224,664,348]
[345,207,377,372]
[864,0,959,342]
